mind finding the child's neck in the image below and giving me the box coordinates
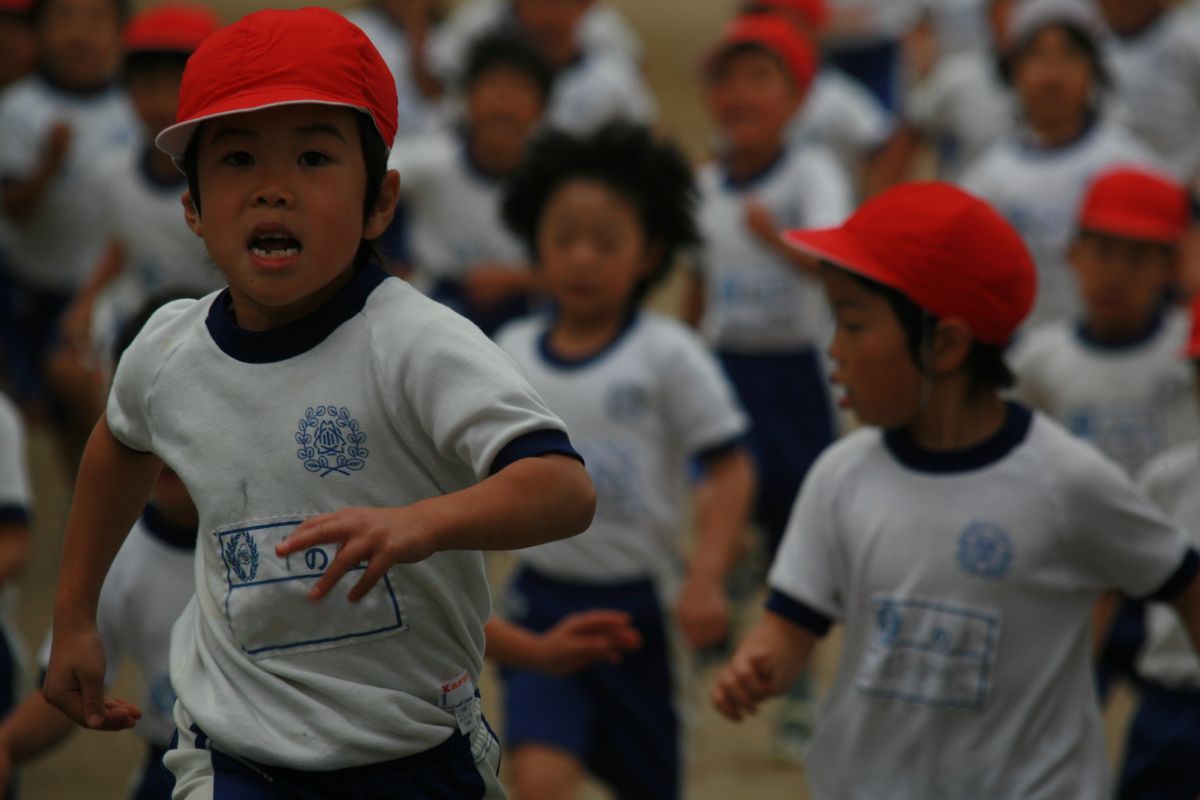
[467,133,521,179]
[904,383,1007,452]
[1080,308,1163,346]
[1028,112,1091,150]
[723,143,785,183]
[548,310,630,360]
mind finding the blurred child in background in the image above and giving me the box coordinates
[0,391,31,798]
[960,0,1156,331]
[714,181,1200,800]
[496,122,754,800]
[0,0,34,91]
[390,32,551,336]
[0,0,136,413]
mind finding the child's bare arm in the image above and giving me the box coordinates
[676,447,755,649]
[712,612,818,722]
[45,418,161,730]
[277,453,595,602]
[1169,566,1200,656]
[484,612,642,675]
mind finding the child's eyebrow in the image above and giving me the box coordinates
[295,124,348,142]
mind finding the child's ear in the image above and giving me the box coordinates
[928,318,974,376]
[364,169,400,241]
[182,191,202,237]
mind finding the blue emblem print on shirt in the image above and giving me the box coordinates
[224,532,260,582]
[295,405,369,476]
[957,521,1014,579]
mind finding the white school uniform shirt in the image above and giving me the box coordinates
[388,132,527,288]
[960,119,1158,330]
[768,405,1195,800]
[0,75,137,293]
[919,0,991,56]
[105,265,572,770]
[0,393,30,658]
[543,52,656,135]
[1136,443,1200,689]
[695,145,852,353]
[38,509,195,748]
[344,6,445,140]
[1010,310,1198,476]
[497,312,747,587]
[789,69,894,177]
[1103,9,1200,182]
[824,0,921,46]
[905,50,1014,180]
[88,147,222,364]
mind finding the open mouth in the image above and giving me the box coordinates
[248,226,303,260]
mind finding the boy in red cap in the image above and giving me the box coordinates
[42,8,596,798]
[712,181,1200,799]
[1117,294,1200,800]
[46,3,222,474]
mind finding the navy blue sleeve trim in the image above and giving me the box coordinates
[489,429,583,475]
[1143,548,1200,603]
[36,668,46,689]
[694,434,748,465]
[0,505,29,525]
[765,589,833,637]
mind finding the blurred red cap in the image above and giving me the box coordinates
[1186,294,1200,360]
[123,4,219,55]
[705,13,818,94]
[783,182,1037,346]
[0,0,31,14]
[155,6,398,160]
[1078,166,1190,246]
[742,0,828,32]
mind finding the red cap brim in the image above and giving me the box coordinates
[1079,212,1184,246]
[781,227,901,291]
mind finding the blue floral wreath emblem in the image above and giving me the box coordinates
[957,521,1014,579]
[295,405,369,477]
[224,532,260,583]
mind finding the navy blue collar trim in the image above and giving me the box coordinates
[141,504,197,550]
[140,146,186,191]
[37,70,116,99]
[538,312,639,370]
[1017,113,1098,157]
[721,147,788,190]
[1075,305,1167,351]
[884,402,1033,474]
[206,264,390,364]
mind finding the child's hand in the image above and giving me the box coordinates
[43,623,142,731]
[276,507,439,602]
[743,199,780,251]
[674,573,730,650]
[534,610,643,675]
[712,648,776,722]
[40,122,73,175]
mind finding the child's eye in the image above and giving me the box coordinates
[299,151,330,167]
[221,151,253,167]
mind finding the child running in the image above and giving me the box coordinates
[713,181,1200,799]
[42,9,595,799]
[495,122,754,800]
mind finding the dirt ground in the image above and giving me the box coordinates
[9,0,1138,797]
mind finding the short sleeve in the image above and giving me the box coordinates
[390,302,574,480]
[1056,444,1193,599]
[797,147,854,228]
[0,394,31,523]
[659,323,748,458]
[767,445,850,622]
[1007,329,1053,411]
[0,89,41,180]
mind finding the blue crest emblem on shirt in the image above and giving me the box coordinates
[605,383,650,422]
[295,405,369,477]
[957,521,1014,579]
[224,532,260,583]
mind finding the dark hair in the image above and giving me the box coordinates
[31,0,128,25]
[462,32,554,101]
[113,290,197,365]
[182,110,390,266]
[843,269,1016,393]
[501,122,700,304]
[1000,21,1110,88]
[123,50,190,82]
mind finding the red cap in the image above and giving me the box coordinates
[123,5,219,55]
[783,182,1037,346]
[0,0,31,14]
[1186,294,1200,360]
[705,14,818,94]
[155,7,398,160]
[1078,166,1190,246]
[743,0,828,32]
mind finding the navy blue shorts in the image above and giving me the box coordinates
[130,745,171,800]
[718,348,835,555]
[501,567,680,800]
[826,39,900,112]
[0,268,70,404]
[1118,683,1200,800]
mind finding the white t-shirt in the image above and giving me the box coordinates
[1103,9,1200,182]
[825,0,921,45]
[388,132,526,287]
[543,52,656,135]
[344,6,446,140]
[920,0,991,56]
[39,509,195,748]
[0,393,30,523]
[88,147,222,363]
[905,50,1014,180]
[695,146,852,353]
[1010,310,1198,476]
[0,75,138,292]
[768,405,1194,799]
[497,312,748,586]
[105,265,572,769]
[1136,442,1200,689]
[960,119,1159,329]
[789,69,894,177]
